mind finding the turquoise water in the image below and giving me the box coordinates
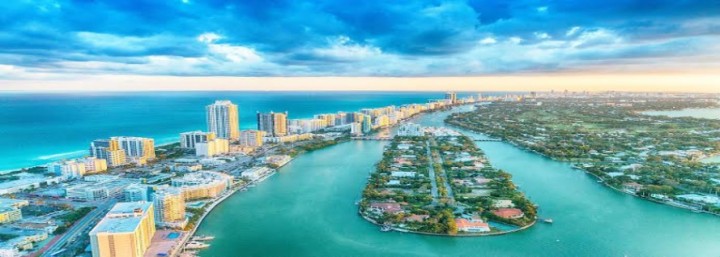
[168,232,180,239]
[642,108,720,120]
[196,108,720,257]
[0,91,469,171]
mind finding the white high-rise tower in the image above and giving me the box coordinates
[206,100,240,140]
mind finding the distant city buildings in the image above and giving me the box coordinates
[89,201,156,257]
[257,111,288,137]
[445,91,457,104]
[207,100,240,140]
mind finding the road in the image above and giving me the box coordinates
[39,199,117,257]
[425,141,440,205]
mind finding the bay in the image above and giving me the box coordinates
[196,107,720,257]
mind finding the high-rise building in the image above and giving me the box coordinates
[112,137,155,165]
[90,139,127,167]
[207,100,240,140]
[153,187,186,228]
[180,131,216,149]
[257,111,288,137]
[445,92,457,104]
[361,115,372,134]
[240,130,266,147]
[89,202,156,257]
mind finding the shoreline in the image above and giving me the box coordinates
[358,210,536,237]
[446,121,720,217]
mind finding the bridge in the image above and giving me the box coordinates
[351,136,393,141]
[472,138,502,142]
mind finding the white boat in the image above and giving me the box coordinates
[192,235,215,241]
[380,225,392,232]
[543,218,553,224]
[186,241,210,249]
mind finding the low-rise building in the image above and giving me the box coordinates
[195,138,229,157]
[0,208,22,224]
[455,218,490,233]
[240,167,274,181]
[171,171,232,201]
[264,155,291,168]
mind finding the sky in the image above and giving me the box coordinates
[1,0,719,92]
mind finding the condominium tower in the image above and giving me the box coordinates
[206,100,240,140]
[89,201,156,257]
[257,111,288,137]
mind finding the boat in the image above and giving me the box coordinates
[380,225,392,232]
[542,218,553,224]
[185,241,210,249]
[192,235,215,241]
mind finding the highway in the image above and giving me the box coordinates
[39,199,117,257]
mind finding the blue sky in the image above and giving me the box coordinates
[0,0,719,81]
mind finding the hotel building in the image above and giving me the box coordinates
[90,139,127,167]
[206,100,240,140]
[171,171,232,201]
[257,111,289,137]
[240,130,266,147]
[180,131,216,149]
[89,202,156,257]
[152,187,187,228]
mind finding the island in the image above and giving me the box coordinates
[359,127,537,236]
[446,94,720,215]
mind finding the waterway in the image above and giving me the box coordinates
[642,107,720,120]
[196,107,720,257]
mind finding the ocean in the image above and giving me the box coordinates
[0,91,479,171]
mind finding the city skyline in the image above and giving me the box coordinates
[1,1,719,92]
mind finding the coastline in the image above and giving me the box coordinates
[358,210,536,237]
[446,121,720,217]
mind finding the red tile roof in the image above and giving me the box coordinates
[492,208,524,219]
[455,218,489,230]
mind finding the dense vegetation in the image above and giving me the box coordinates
[447,97,720,214]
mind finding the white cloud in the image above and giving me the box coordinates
[208,44,263,63]
[537,6,548,13]
[570,29,622,48]
[508,37,524,44]
[479,37,497,45]
[566,26,581,37]
[313,36,381,60]
[534,32,551,40]
[197,33,221,44]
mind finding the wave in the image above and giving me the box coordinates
[36,150,87,161]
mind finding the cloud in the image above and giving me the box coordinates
[0,0,718,79]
